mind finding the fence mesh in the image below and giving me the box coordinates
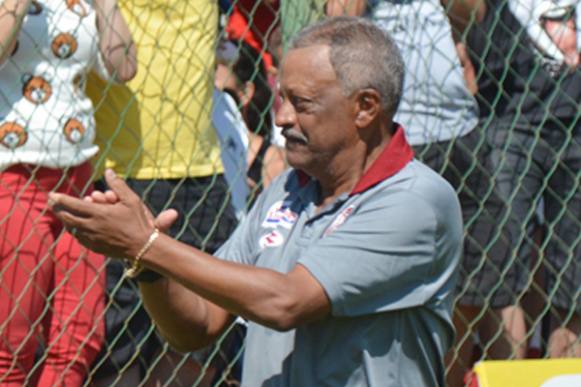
[0,0,579,385]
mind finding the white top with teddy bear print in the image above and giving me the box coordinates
[0,0,111,170]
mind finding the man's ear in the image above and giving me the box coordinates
[354,89,381,128]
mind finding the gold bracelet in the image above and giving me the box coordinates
[125,228,160,278]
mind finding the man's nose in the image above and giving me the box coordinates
[274,99,297,129]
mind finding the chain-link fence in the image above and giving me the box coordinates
[0,0,579,385]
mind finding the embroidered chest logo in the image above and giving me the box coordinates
[258,201,297,249]
[259,230,284,249]
[324,205,356,236]
[262,201,297,230]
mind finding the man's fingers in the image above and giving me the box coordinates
[52,206,108,254]
[84,190,119,204]
[48,192,97,218]
[89,191,108,204]
[155,209,179,233]
[53,206,89,231]
[104,190,119,203]
[104,169,139,203]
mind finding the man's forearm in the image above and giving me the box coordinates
[139,234,329,332]
[138,278,230,352]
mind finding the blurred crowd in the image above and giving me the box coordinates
[0,0,579,386]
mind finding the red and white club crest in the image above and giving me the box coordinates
[262,201,297,230]
[259,230,284,249]
[324,205,356,236]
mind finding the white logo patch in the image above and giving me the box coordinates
[324,205,356,236]
[259,230,284,249]
[262,200,297,230]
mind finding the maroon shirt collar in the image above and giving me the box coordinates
[296,124,414,194]
[350,124,414,195]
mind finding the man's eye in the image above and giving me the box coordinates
[293,97,311,109]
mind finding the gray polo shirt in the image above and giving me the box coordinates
[216,128,462,386]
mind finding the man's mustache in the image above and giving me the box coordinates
[282,128,308,144]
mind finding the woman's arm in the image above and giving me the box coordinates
[94,0,136,82]
[0,0,32,65]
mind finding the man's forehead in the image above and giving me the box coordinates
[280,45,336,87]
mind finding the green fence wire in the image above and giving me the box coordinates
[1,0,579,386]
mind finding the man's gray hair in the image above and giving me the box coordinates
[290,16,405,118]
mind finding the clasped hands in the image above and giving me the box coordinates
[48,169,177,260]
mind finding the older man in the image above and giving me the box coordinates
[49,17,462,386]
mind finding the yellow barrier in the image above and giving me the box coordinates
[474,359,581,387]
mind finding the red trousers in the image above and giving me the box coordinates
[0,163,105,386]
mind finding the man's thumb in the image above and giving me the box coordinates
[104,169,136,202]
[155,209,179,233]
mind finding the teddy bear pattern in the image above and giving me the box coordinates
[1,0,94,153]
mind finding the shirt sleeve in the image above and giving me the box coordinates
[213,203,262,266]
[298,191,449,317]
[215,170,298,265]
[213,173,282,265]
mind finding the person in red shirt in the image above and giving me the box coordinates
[225,0,280,71]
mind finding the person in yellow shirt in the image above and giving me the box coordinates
[87,1,238,385]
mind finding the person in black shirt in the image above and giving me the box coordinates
[463,0,581,372]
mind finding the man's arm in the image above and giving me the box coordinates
[326,0,366,16]
[440,0,486,37]
[139,235,330,332]
[138,278,233,352]
[49,170,331,351]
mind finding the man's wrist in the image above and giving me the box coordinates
[132,268,163,282]
[125,227,160,278]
